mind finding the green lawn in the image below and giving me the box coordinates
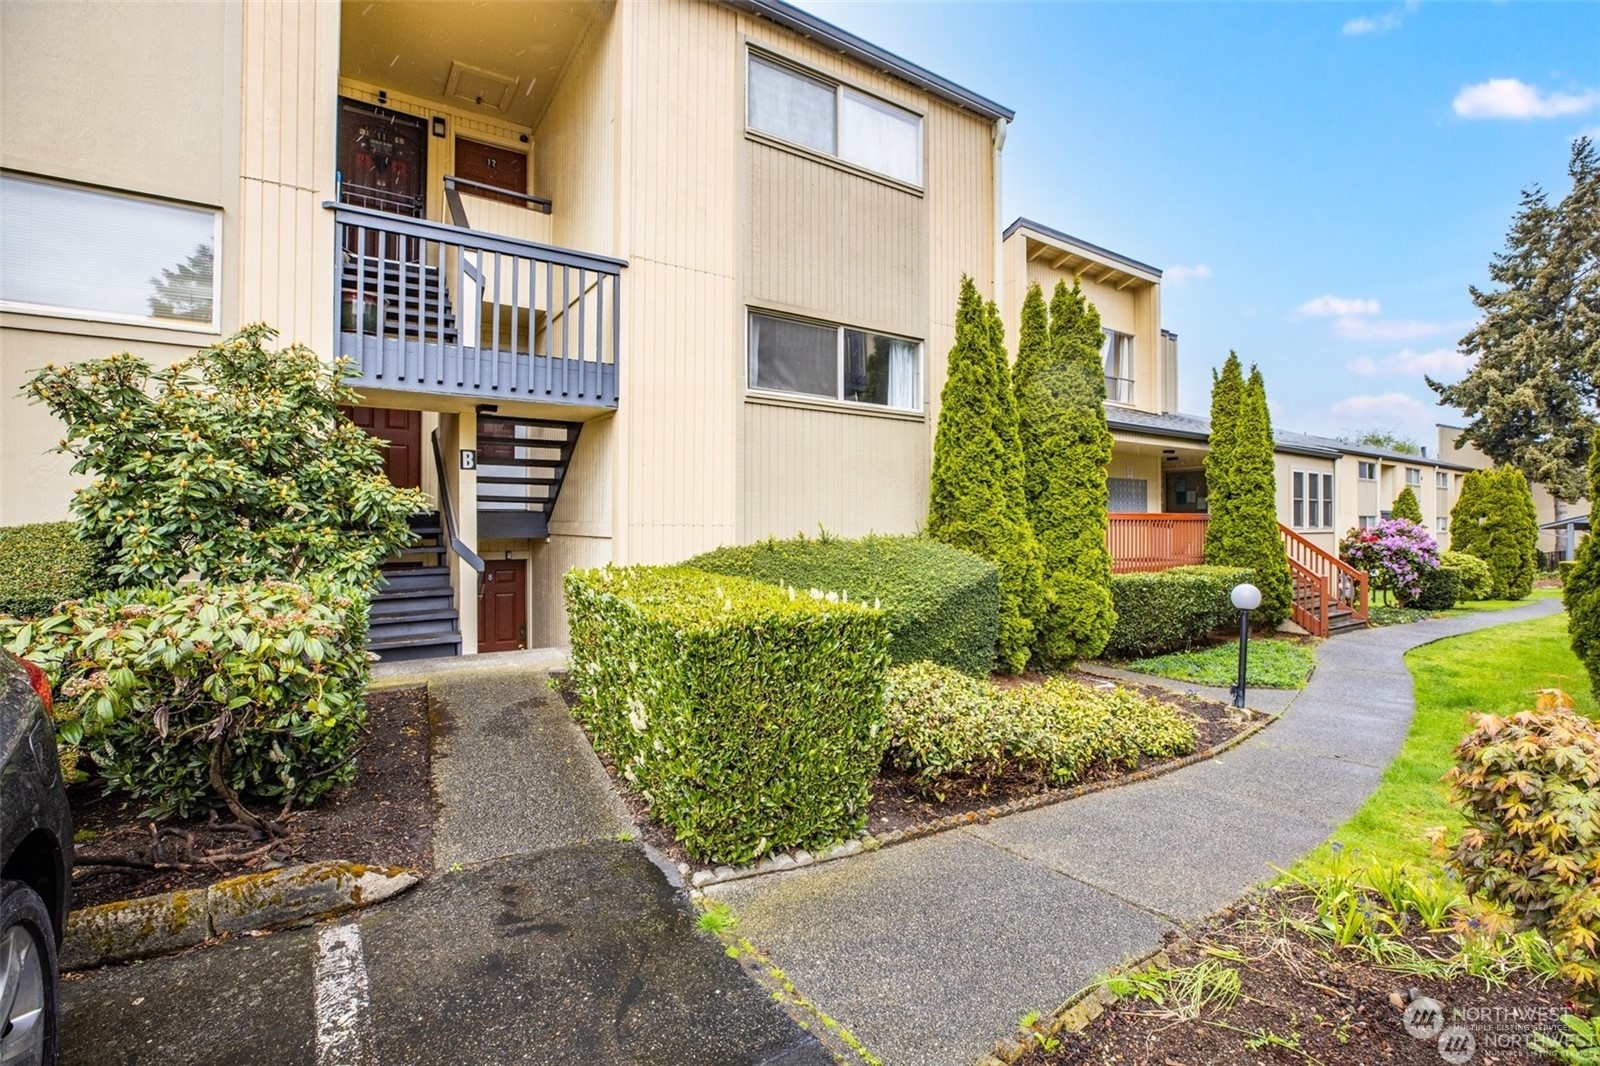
[1301,611,1594,871]
[1121,638,1316,690]
[1366,585,1561,627]
[1450,585,1562,612]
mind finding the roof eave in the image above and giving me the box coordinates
[1004,217,1163,282]
[721,0,1015,122]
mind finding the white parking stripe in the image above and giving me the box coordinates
[313,924,370,1066]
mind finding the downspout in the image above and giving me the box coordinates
[993,117,1008,311]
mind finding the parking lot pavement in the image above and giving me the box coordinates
[61,842,833,1066]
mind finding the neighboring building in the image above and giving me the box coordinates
[1436,426,1590,562]
[1,0,1010,654]
[999,221,1473,557]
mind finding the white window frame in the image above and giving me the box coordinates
[1405,466,1423,488]
[1292,469,1335,530]
[0,171,222,332]
[1435,471,1450,489]
[1102,328,1135,404]
[746,308,923,414]
[1436,516,1449,533]
[1357,461,1377,480]
[1359,515,1379,529]
[746,51,924,188]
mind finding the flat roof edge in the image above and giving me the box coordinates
[722,0,1015,121]
[1005,217,1163,279]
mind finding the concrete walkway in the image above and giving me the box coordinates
[709,598,1564,1066]
[62,659,836,1065]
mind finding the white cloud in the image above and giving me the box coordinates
[1453,79,1600,120]
[1343,10,1401,35]
[1348,347,1473,378]
[1331,317,1453,342]
[1165,263,1212,285]
[1330,392,1435,422]
[1298,295,1381,318]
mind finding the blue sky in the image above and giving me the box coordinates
[797,1,1600,450]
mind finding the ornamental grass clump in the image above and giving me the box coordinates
[564,565,891,865]
[1340,519,1441,605]
[881,662,1197,797]
[1444,690,1600,994]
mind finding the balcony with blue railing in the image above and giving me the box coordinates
[326,180,623,409]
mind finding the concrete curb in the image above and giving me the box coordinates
[62,860,422,971]
[691,698,1278,890]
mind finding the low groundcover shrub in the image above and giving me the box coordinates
[882,661,1197,797]
[1104,565,1254,659]
[685,533,1000,676]
[564,565,891,865]
[0,520,108,619]
[2,578,370,820]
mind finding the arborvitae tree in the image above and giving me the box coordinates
[1013,280,1115,666]
[1202,353,1246,562]
[1449,466,1539,599]
[1565,446,1600,687]
[1429,137,1599,502]
[928,276,1045,672]
[1390,486,1424,524]
[1204,363,1291,626]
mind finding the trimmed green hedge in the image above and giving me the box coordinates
[1409,566,1461,611]
[882,661,1196,795]
[563,565,891,865]
[1441,550,1494,601]
[1559,559,1578,585]
[1105,565,1255,659]
[685,534,999,676]
[0,521,108,620]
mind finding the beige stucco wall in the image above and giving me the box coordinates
[0,0,246,525]
[1275,453,1338,553]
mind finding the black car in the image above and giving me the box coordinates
[1,650,72,1066]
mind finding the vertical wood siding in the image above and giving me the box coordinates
[238,0,339,352]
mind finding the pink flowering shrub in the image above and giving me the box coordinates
[1340,519,1441,604]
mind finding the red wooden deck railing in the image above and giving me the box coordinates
[1103,514,1370,638]
[1106,513,1209,573]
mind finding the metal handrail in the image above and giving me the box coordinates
[444,174,553,219]
[326,202,626,273]
[431,428,484,574]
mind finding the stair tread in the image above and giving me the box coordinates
[369,632,464,650]
[369,608,460,623]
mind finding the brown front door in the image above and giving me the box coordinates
[343,406,423,490]
[478,558,527,653]
[337,99,427,262]
[454,138,528,205]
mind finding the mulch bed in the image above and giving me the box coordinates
[1011,891,1584,1066]
[69,686,433,910]
[557,672,1262,873]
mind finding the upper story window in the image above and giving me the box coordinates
[1405,466,1422,488]
[1293,470,1334,530]
[1435,471,1450,489]
[748,310,921,412]
[1102,329,1134,404]
[1358,461,1377,480]
[747,54,923,186]
[0,172,220,331]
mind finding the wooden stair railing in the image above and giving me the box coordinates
[1278,524,1368,637]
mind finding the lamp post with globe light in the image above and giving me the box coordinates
[1230,583,1261,709]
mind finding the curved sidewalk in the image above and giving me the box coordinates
[709,597,1564,1066]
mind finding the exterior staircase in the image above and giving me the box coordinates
[1281,524,1370,637]
[368,513,464,661]
[476,414,582,541]
[340,256,460,344]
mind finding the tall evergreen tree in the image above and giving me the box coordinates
[1449,467,1539,599]
[1203,353,1246,562]
[928,276,1044,672]
[1565,445,1600,686]
[1204,362,1291,626]
[1014,281,1115,666]
[1430,137,1600,502]
[1390,486,1423,524]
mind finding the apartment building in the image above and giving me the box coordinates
[1,0,1010,655]
[996,223,1473,560]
